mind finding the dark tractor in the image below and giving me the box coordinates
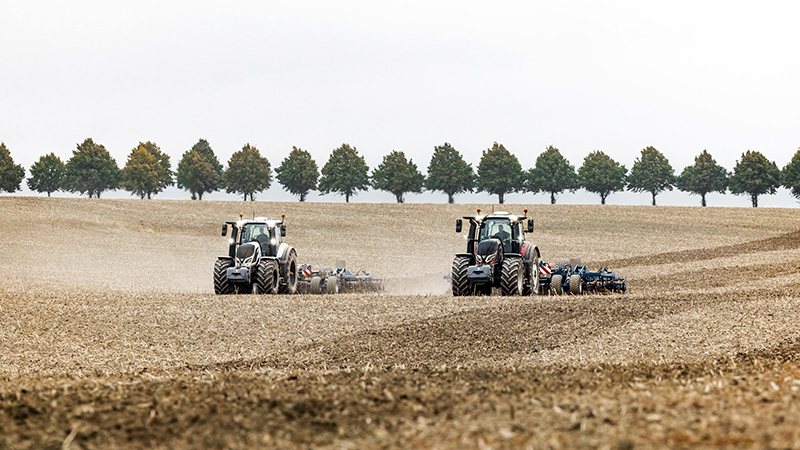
[451,209,541,296]
[213,214,298,295]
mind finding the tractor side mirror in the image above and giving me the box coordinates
[456,219,462,233]
[221,224,228,236]
[281,224,286,237]
[527,219,534,233]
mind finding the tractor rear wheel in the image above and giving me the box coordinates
[325,276,339,294]
[310,276,322,294]
[279,251,298,294]
[213,259,234,295]
[500,257,523,296]
[523,253,540,296]
[254,259,278,294]
[451,256,470,296]
[551,274,563,295]
[569,274,583,295]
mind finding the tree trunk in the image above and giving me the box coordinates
[498,192,504,204]
[147,192,151,199]
[600,193,607,205]
[752,194,758,207]
[701,193,707,207]
[47,191,51,197]
[345,192,350,203]
[447,193,454,204]
[651,192,656,206]
[198,192,203,200]
[550,192,556,205]
[299,192,306,202]
[396,193,404,203]
[243,193,247,201]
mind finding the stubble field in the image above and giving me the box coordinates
[1,197,800,449]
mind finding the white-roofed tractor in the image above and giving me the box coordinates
[451,209,540,296]
[214,214,298,295]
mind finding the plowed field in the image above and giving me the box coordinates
[2,198,800,449]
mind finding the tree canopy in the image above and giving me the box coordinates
[176,139,223,200]
[28,152,65,197]
[527,145,578,204]
[782,148,800,202]
[0,142,26,193]
[675,150,728,207]
[425,142,474,204]
[371,150,425,203]
[120,141,173,199]
[476,142,523,204]
[627,146,675,205]
[223,143,272,201]
[64,138,120,198]
[578,151,627,204]
[729,150,780,207]
[318,143,370,202]
[276,147,319,202]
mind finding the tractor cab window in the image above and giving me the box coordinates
[240,224,272,248]
[478,218,513,252]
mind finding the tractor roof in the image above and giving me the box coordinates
[231,216,284,228]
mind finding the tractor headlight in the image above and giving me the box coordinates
[485,254,496,264]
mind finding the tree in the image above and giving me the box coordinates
[729,150,780,207]
[527,145,578,204]
[64,138,120,198]
[476,142,523,204]
[318,143,370,202]
[120,141,173,199]
[782,148,800,201]
[675,150,728,207]
[425,142,474,203]
[371,150,425,203]
[28,153,65,197]
[223,144,272,201]
[275,147,319,202]
[578,151,627,205]
[0,142,26,193]
[627,146,675,206]
[176,139,223,200]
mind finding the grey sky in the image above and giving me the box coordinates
[2,1,799,206]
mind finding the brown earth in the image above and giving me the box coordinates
[1,197,800,449]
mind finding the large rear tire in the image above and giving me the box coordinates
[569,274,583,295]
[500,257,523,296]
[451,256,470,296]
[254,259,278,294]
[551,274,563,295]
[279,250,298,294]
[523,252,540,296]
[213,259,234,295]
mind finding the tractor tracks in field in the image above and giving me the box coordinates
[591,229,800,269]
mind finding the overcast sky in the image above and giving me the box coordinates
[2,1,799,206]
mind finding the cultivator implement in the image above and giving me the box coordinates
[538,259,626,295]
[297,263,385,294]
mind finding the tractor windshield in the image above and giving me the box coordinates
[240,224,273,247]
[478,218,513,253]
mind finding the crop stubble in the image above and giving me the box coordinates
[1,197,800,449]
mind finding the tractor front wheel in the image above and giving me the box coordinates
[451,256,470,296]
[213,259,234,295]
[254,259,278,294]
[500,257,523,296]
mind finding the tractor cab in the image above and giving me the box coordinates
[240,222,280,256]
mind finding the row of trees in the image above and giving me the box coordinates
[1,139,798,207]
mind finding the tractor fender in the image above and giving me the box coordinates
[217,256,233,261]
[276,242,291,259]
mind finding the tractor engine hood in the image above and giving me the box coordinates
[475,238,502,265]
[235,242,259,266]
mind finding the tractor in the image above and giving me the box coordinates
[451,208,541,296]
[213,214,299,295]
